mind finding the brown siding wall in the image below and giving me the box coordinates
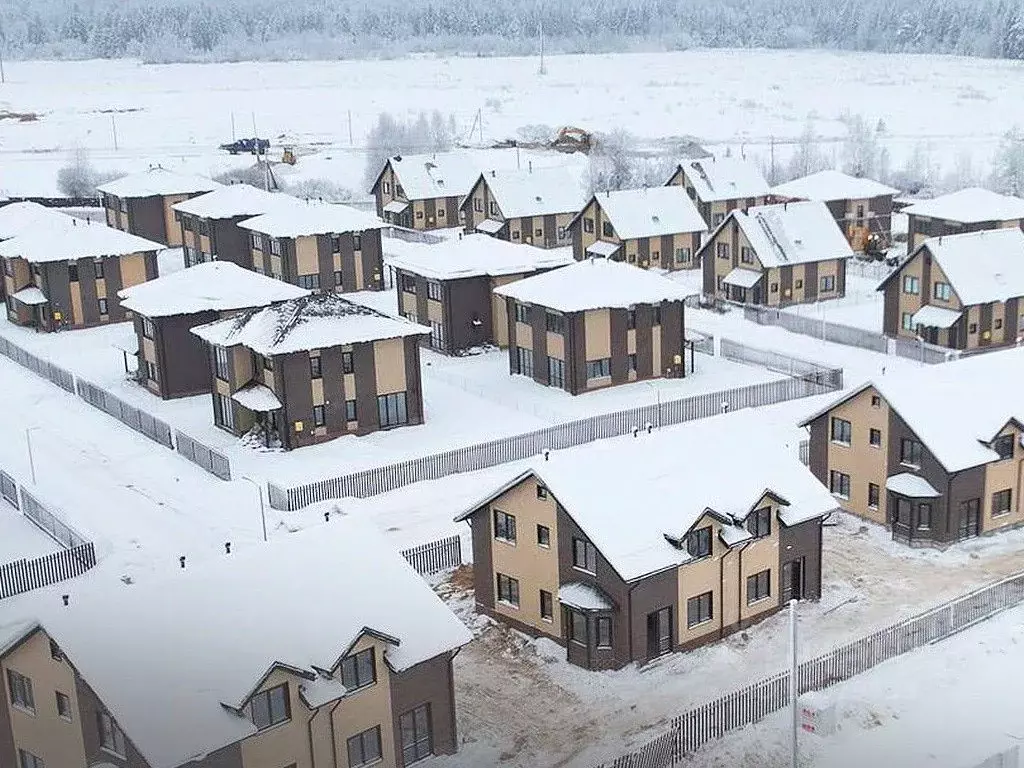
[353,341,380,433]
[388,654,459,763]
[779,518,824,600]
[446,275,492,353]
[403,335,425,427]
[278,351,315,450]
[75,674,151,768]
[128,196,167,244]
[155,312,219,399]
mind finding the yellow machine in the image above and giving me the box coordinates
[282,147,297,165]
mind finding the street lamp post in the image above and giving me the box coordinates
[240,476,268,543]
[25,427,39,485]
[644,382,662,428]
[790,598,799,768]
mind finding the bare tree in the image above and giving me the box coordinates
[56,148,121,197]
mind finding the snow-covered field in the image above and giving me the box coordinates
[3,49,1024,195]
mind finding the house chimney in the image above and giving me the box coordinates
[179,556,186,569]
[61,595,69,607]
[225,542,232,554]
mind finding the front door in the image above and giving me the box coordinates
[646,607,673,658]
[781,558,805,603]
[959,499,981,540]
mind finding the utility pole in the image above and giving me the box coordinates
[111,115,119,151]
[478,109,484,144]
[790,599,799,768]
[770,136,776,182]
[538,2,547,76]
[348,110,354,147]
[231,112,236,141]
[0,47,5,85]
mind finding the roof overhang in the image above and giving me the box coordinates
[911,304,962,329]
[586,240,622,258]
[723,267,763,289]
[886,473,942,498]
[475,218,506,235]
[383,200,409,214]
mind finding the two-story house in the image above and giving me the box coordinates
[461,166,589,249]
[770,170,899,252]
[190,292,429,449]
[878,228,1024,349]
[97,167,222,247]
[800,347,1024,546]
[699,201,854,307]
[665,156,770,231]
[240,202,387,292]
[0,218,162,331]
[371,151,481,230]
[493,259,690,395]
[0,515,472,768]
[118,262,309,399]
[387,233,573,355]
[902,187,1024,252]
[569,186,707,270]
[172,184,300,269]
[455,410,833,670]
[0,202,77,304]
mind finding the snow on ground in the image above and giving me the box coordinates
[2,50,1024,196]
[784,273,886,332]
[0,503,59,562]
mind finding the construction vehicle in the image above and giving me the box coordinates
[281,146,297,165]
[551,126,592,153]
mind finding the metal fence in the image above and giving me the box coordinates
[175,431,233,481]
[720,338,844,389]
[75,378,174,448]
[0,335,76,392]
[594,569,1024,768]
[20,487,91,550]
[743,306,888,354]
[890,335,957,365]
[401,535,463,575]
[0,470,18,509]
[0,542,97,600]
[798,440,810,466]
[267,354,842,511]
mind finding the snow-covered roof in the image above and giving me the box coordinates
[799,347,1024,472]
[728,201,855,267]
[10,286,48,305]
[586,240,621,258]
[902,188,1024,224]
[232,382,283,412]
[191,292,429,355]
[910,304,961,329]
[457,410,836,582]
[171,184,300,220]
[590,186,707,239]
[96,167,222,198]
[0,201,75,240]
[0,220,164,263]
[723,267,763,289]
[558,583,615,611]
[771,170,899,202]
[4,516,471,768]
[474,218,505,235]
[918,228,1024,305]
[383,200,409,214]
[118,261,309,318]
[478,165,589,219]
[886,473,942,498]
[238,200,384,237]
[676,156,770,202]
[493,258,689,313]
[385,234,573,281]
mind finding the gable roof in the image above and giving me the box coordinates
[3,516,471,768]
[725,200,855,267]
[171,184,301,220]
[901,188,1024,224]
[799,347,1024,472]
[238,200,384,238]
[0,219,164,263]
[675,156,770,202]
[118,261,310,318]
[191,292,428,355]
[96,167,222,198]
[493,258,689,312]
[475,165,589,219]
[0,201,75,240]
[385,233,573,281]
[587,186,707,239]
[456,409,836,582]
[770,170,899,202]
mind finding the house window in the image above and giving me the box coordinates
[536,484,547,500]
[712,212,725,226]
[310,355,322,378]
[514,303,529,324]
[568,610,587,643]
[602,221,615,238]
[747,506,771,538]
[342,351,354,374]
[716,242,730,259]
[50,639,63,661]
[917,502,932,531]
[430,321,446,350]
[427,281,442,301]
[340,648,376,691]
[586,358,611,380]
[820,275,836,292]
[313,405,325,427]
[583,218,594,233]
[901,312,914,331]
[331,235,341,253]
[969,323,978,334]
[400,705,434,765]
[400,273,417,293]
[98,710,127,755]
[686,526,712,559]
[473,198,483,213]
[558,226,567,241]
[596,617,612,648]
[900,438,923,467]
[902,275,920,295]
[537,524,550,547]
[993,435,1015,461]
[829,470,851,499]
[740,247,754,264]
[297,274,320,290]
[653,307,661,325]
[2,259,11,277]
[545,311,565,334]
[534,228,543,238]
[795,279,803,290]
[628,353,637,372]
[347,726,382,767]
[56,691,72,720]
[515,346,533,377]
[345,399,357,422]
[353,234,362,251]
[94,260,104,279]
[98,298,108,315]
[142,316,155,339]
[869,428,882,447]
[871,395,881,408]
[995,318,1004,330]
[214,393,235,430]
[68,263,79,282]
[771,282,779,293]
[146,361,158,382]
[547,356,565,388]
[687,591,713,628]
[7,669,34,712]
[540,590,553,621]
[377,392,409,428]
[675,247,691,263]
[627,310,636,330]
[251,233,263,251]
[830,417,852,445]
[746,569,771,604]
[496,573,520,606]
[993,489,1013,516]
[933,282,951,301]
[868,483,880,509]
[18,750,44,768]
[493,509,516,543]
[856,204,865,221]
[214,346,230,380]
[333,270,344,289]
[270,238,282,256]
[489,201,499,217]
[572,537,597,573]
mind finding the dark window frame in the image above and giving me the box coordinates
[346,726,382,767]
[493,509,517,543]
[687,591,713,628]
[746,569,771,604]
[686,526,712,559]
[536,524,550,547]
[340,648,377,692]
[496,572,520,606]
[747,506,771,539]
[572,537,598,573]
[830,417,852,445]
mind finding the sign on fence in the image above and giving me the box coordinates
[401,535,462,576]
[0,542,97,600]
[175,431,232,481]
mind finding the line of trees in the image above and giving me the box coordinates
[5,0,1024,62]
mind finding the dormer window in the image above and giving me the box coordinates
[993,434,1015,461]
[341,648,376,692]
[747,507,771,539]
[248,683,290,730]
[686,526,711,559]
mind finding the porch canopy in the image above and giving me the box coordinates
[231,382,282,412]
[558,582,615,612]
[10,286,48,306]
[383,200,409,214]
[911,304,961,329]
[585,240,621,258]
[722,268,763,289]
[474,218,505,235]
[886,473,942,498]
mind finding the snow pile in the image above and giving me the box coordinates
[677,156,770,202]
[902,187,1024,224]
[385,233,574,280]
[591,186,708,239]
[730,200,855,266]
[96,167,222,198]
[771,170,899,202]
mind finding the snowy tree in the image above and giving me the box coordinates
[588,129,640,193]
[840,113,887,179]
[361,110,456,189]
[889,143,937,195]
[990,126,1024,195]
[784,122,831,181]
[56,149,121,197]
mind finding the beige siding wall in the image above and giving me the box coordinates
[824,386,890,525]
[584,309,611,360]
[983,422,1024,533]
[164,194,188,246]
[373,338,408,394]
[295,236,319,276]
[329,636,398,768]
[709,225,763,298]
[651,324,662,377]
[120,252,149,289]
[490,275,521,347]
[465,178,490,231]
[677,514,729,646]
[516,320,533,350]
[400,290,417,317]
[239,668,313,768]
[546,329,565,360]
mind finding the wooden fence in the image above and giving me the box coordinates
[401,535,463,576]
[0,543,97,600]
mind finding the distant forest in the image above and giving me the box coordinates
[4,0,1024,62]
